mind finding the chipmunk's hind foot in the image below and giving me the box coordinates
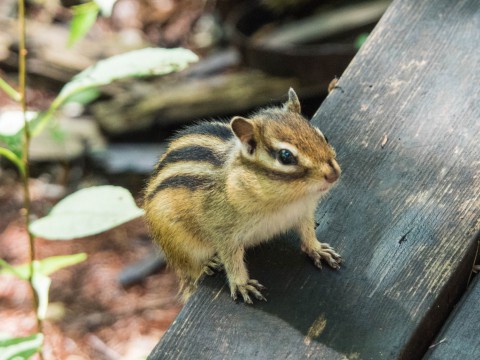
[203,255,224,276]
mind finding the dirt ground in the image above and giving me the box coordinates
[0,171,182,360]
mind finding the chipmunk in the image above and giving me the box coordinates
[143,88,341,304]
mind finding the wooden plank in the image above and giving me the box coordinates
[424,274,480,359]
[149,0,480,359]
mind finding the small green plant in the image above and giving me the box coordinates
[68,0,118,47]
[354,32,370,49]
[0,1,198,358]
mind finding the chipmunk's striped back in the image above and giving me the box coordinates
[144,121,234,202]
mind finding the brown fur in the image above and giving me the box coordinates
[144,88,342,303]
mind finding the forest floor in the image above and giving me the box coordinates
[1,2,196,355]
[0,170,182,360]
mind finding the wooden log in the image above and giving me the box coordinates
[91,69,302,136]
[424,275,480,359]
[148,0,480,358]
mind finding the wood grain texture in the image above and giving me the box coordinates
[424,275,480,359]
[149,0,480,359]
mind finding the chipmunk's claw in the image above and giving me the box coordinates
[303,242,342,270]
[230,279,267,304]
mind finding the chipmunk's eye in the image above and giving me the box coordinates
[278,149,297,165]
[324,135,329,144]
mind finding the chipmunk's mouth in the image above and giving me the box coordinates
[307,177,336,194]
[317,177,339,192]
[308,182,330,194]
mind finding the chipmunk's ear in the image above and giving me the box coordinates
[284,87,301,114]
[231,116,256,154]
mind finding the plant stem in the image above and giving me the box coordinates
[18,0,44,356]
[0,77,21,101]
[0,148,25,176]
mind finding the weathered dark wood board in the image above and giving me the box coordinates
[149,0,480,359]
[423,274,480,359]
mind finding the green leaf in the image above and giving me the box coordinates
[354,32,370,49]
[0,254,87,279]
[94,0,118,16]
[33,47,198,138]
[0,333,43,360]
[0,110,37,157]
[0,254,88,278]
[0,258,28,280]
[56,48,198,105]
[0,147,25,176]
[38,253,88,275]
[64,87,101,105]
[30,186,144,240]
[68,2,100,48]
[0,77,21,102]
[0,255,87,319]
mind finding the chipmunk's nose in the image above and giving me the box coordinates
[325,171,339,184]
[325,159,340,184]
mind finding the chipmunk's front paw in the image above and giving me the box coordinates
[302,242,342,269]
[230,279,267,304]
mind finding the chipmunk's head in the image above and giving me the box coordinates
[230,88,340,199]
